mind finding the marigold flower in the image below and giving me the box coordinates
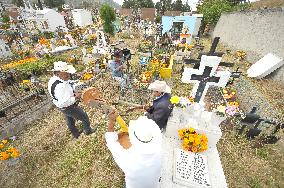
[189,127,195,133]
[11,150,20,158]
[0,143,4,150]
[2,139,8,144]
[0,152,9,160]
[188,136,194,143]
[191,147,198,153]
[170,96,180,104]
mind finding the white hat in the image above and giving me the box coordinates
[128,116,162,154]
[52,61,76,74]
[148,80,171,94]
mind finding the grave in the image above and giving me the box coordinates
[247,53,284,79]
[0,39,12,58]
[182,55,231,103]
[159,103,228,188]
[159,51,232,187]
[72,9,93,27]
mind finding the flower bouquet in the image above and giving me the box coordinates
[215,102,240,117]
[222,87,236,100]
[0,139,20,161]
[178,127,208,153]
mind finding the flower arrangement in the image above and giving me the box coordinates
[0,139,20,161]
[215,102,240,117]
[178,127,208,153]
[170,96,194,108]
[140,71,152,83]
[138,40,153,52]
[21,79,33,92]
[82,72,94,81]
[1,57,38,69]
[223,87,236,100]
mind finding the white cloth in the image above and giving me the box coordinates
[48,76,76,108]
[105,132,162,188]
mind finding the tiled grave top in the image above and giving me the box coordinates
[159,135,227,188]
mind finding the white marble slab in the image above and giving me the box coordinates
[247,53,284,79]
[159,136,227,188]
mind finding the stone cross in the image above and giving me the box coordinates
[182,55,231,103]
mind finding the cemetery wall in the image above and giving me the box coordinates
[213,7,284,82]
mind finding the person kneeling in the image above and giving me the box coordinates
[105,111,162,188]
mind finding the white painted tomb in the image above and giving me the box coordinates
[247,53,284,79]
[72,9,93,27]
[182,55,231,103]
[0,39,12,58]
[159,104,227,188]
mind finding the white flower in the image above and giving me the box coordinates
[217,105,226,114]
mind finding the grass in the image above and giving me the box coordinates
[0,37,283,188]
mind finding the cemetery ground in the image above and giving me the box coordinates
[0,37,283,188]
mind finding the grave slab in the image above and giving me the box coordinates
[159,136,227,188]
[247,53,284,79]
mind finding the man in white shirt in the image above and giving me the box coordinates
[48,61,95,138]
[105,111,162,188]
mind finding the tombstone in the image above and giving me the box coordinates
[0,39,12,58]
[159,104,228,188]
[247,53,284,79]
[96,30,107,47]
[182,55,231,103]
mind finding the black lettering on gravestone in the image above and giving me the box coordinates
[191,66,220,103]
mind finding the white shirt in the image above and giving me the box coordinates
[105,132,162,188]
[48,75,76,109]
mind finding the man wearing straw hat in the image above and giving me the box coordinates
[144,80,173,130]
[48,61,96,139]
[106,111,162,188]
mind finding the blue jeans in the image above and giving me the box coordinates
[60,104,92,138]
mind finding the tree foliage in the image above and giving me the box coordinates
[44,0,65,8]
[12,0,24,7]
[122,0,154,9]
[99,4,116,35]
[198,0,233,25]
[155,0,172,15]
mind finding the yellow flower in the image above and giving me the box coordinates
[191,146,198,153]
[188,136,194,143]
[170,96,180,104]
[11,150,20,158]
[183,138,190,145]
[217,105,226,113]
[189,127,195,133]
[0,152,9,160]
[2,139,8,144]
[0,143,4,150]
[22,80,31,84]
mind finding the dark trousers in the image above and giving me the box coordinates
[60,104,92,138]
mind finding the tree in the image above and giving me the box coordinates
[198,0,233,25]
[122,0,154,9]
[172,0,183,11]
[44,0,65,8]
[99,4,116,35]
[182,2,191,12]
[12,0,24,7]
[155,0,172,15]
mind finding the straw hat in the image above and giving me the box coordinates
[128,116,162,154]
[52,61,76,74]
[148,80,171,94]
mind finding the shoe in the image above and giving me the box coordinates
[85,127,97,135]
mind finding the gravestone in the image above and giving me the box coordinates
[182,55,231,103]
[159,104,227,188]
[0,39,12,58]
[247,53,284,79]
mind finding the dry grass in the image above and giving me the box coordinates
[1,37,284,188]
[250,0,284,10]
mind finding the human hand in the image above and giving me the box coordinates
[143,105,150,111]
[108,108,118,123]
